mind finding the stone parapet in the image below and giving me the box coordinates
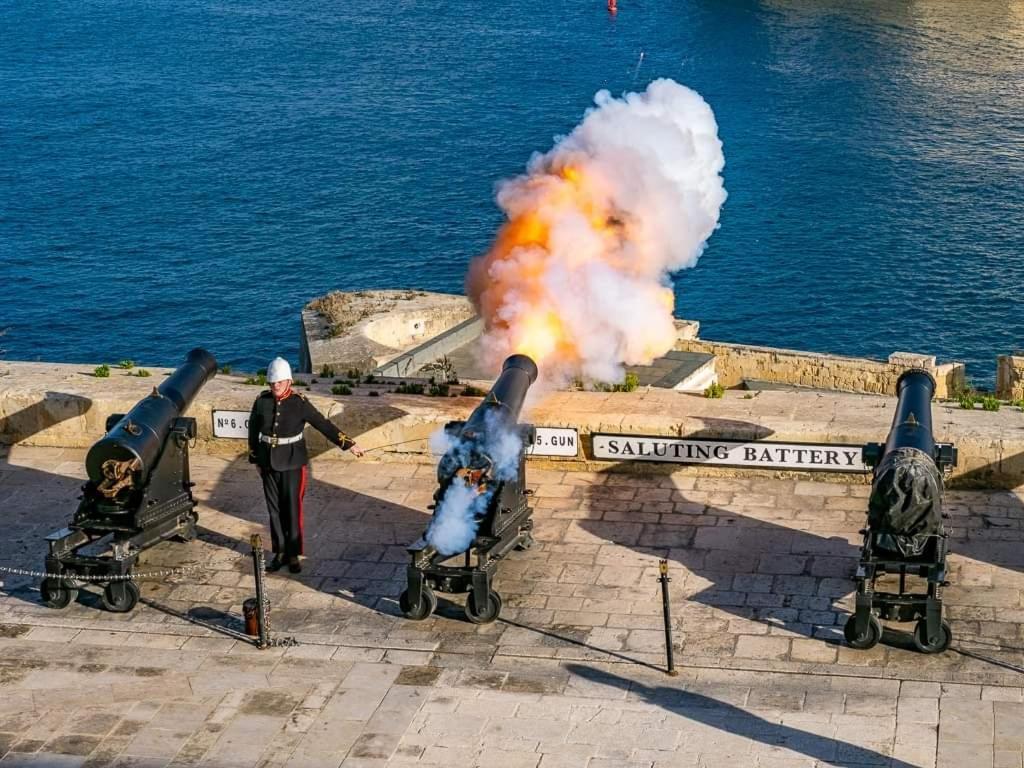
[2,360,1022,488]
[674,338,966,397]
[997,354,1024,401]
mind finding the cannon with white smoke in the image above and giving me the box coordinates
[400,354,538,624]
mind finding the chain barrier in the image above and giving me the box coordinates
[0,550,250,583]
[2,542,298,649]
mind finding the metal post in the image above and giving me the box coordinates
[250,534,271,649]
[658,559,678,676]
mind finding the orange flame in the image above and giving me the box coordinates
[468,163,651,375]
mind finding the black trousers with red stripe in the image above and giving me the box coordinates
[260,465,308,559]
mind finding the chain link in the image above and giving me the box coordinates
[0,552,249,583]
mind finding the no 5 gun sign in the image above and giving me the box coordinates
[527,427,579,458]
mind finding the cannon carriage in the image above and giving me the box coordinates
[400,354,538,624]
[844,369,957,653]
[41,348,217,613]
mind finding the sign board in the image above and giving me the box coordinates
[527,427,579,458]
[212,410,250,439]
[592,434,871,473]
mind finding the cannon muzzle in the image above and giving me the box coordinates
[85,348,217,494]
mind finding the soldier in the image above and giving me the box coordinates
[248,357,364,573]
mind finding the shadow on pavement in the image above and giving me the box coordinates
[565,663,917,767]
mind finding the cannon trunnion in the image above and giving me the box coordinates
[845,369,957,653]
[41,348,217,613]
[401,354,538,624]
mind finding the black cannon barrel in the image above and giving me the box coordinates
[867,368,944,556]
[85,348,217,485]
[883,369,937,457]
[462,354,538,436]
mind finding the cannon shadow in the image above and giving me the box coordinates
[564,663,918,767]
[0,395,95,605]
[574,447,1024,662]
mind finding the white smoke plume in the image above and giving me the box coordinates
[467,78,727,385]
[425,410,523,556]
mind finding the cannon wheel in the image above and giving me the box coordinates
[843,613,882,650]
[399,586,437,621]
[465,590,502,624]
[913,619,952,654]
[40,578,77,609]
[102,581,140,613]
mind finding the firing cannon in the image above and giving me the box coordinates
[844,369,957,653]
[41,348,217,613]
[401,354,537,624]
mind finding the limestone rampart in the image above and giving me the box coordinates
[673,338,966,397]
[2,360,1022,488]
[997,354,1024,401]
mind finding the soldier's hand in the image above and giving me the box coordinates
[349,443,365,458]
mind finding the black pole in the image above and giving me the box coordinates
[658,559,678,676]
[250,534,270,649]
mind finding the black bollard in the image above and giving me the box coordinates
[249,534,270,649]
[658,559,678,676]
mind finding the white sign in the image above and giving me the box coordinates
[592,434,871,473]
[527,427,579,458]
[213,410,250,439]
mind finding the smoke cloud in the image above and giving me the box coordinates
[426,410,523,556]
[467,78,727,385]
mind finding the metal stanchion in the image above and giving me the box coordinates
[250,534,271,649]
[658,559,678,676]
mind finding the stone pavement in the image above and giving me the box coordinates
[2,444,1024,766]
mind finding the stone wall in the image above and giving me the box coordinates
[997,355,1024,401]
[3,360,1024,488]
[674,338,965,397]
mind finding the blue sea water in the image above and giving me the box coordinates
[2,0,1022,385]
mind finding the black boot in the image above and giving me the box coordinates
[287,557,302,574]
[266,554,283,572]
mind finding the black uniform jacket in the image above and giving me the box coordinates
[248,390,354,471]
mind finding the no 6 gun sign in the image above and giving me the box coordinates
[212,410,250,439]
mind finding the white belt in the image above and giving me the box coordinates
[259,433,303,446]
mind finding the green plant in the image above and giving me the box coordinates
[346,368,361,380]
[331,384,352,395]
[460,384,485,397]
[743,393,754,399]
[294,379,310,388]
[368,390,380,397]
[957,390,977,410]
[320,364,335,378]
[93,364,110,378]
[134,369,152,378]
[981,395,1001,412]
[118,360,134,370]
[704,382,725,399]
[364,374,377,384]
[395,382,425,395]
[1014,398,1024,409]
[220,364,232,375]
[421,355,458,384]
[245,372,268,386]
[594,372,640,393]
[428,382,450,397]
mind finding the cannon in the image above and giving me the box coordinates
[41,348,217,613]
[400,354,537,624]
[844,369,957,653]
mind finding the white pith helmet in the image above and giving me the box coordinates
[267,357,292,383]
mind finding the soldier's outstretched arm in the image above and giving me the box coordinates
[300,396,363,456]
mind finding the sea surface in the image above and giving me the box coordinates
[2,0,1022,385]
